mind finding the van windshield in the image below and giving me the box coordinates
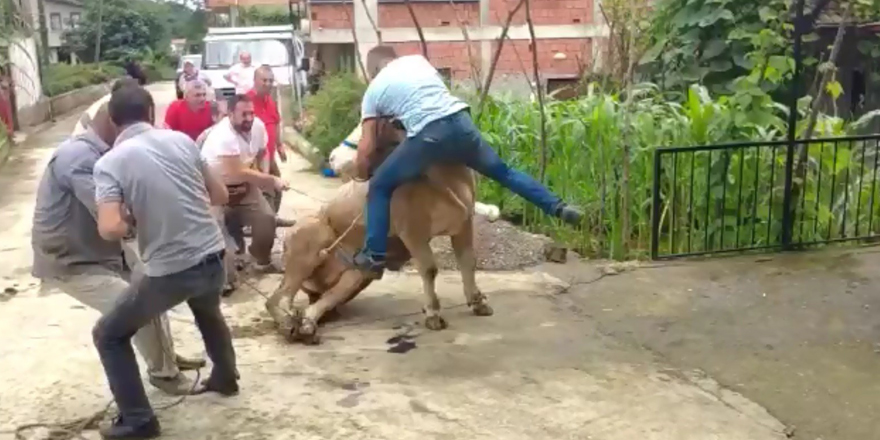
[204,39,290,68]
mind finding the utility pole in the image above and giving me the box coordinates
[94,0,104,62]
[35,0,49,67]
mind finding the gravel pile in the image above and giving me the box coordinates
[429,215,553,271]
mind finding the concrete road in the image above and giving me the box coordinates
[0,83,788,439]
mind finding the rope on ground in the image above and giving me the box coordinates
[2,328,202,440]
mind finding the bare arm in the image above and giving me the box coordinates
[201,158,229,206]
[97,201,131,241]
[356,118,378,179]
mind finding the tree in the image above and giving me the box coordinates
[64,0,169,62]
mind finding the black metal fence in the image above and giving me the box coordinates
[651,134,880,259]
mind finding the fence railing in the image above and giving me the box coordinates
[651,134,880,259]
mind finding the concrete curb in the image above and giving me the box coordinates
[17,81,117,129]
[282,126,324,169]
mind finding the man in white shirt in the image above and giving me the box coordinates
[223,51,256,95]
[200,94,289,273]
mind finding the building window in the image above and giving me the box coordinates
[49,12,61,31]
[70,12,80,28]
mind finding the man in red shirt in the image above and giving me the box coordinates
[247,65,295,226]
[164,79,214,141]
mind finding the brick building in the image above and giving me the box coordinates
[206,0,607,95]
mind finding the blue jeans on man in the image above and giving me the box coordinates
[351,109,582,276]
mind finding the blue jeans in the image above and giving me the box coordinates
[363,109,563,259]
[92,251,237,423]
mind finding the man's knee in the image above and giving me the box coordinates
[92,316,111,349]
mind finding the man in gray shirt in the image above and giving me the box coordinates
[31,81,204,398]
[92,85,237,439]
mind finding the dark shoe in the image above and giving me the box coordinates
[193,377,239,396]
[148,372,197,396]
[276,217,297,228]
[99,415,160,439]
[344,250,385,280]
[556,204,584,227]
[175,354,206,371]
[253,260,283,274]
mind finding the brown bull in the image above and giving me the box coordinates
[264,126,493,344]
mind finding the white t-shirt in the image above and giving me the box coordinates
[200,116,268,184]
[226,63,256,95]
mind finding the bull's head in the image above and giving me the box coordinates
[329,119,405,182]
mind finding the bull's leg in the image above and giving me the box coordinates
[293,270,366,345]
[265,225,332,335]
[401,233,447,331]
[451,218,493,317]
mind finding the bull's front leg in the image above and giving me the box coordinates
[451,217,493,317]
[293,269,368,345]
[401,232,447,331]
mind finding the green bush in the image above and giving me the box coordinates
[43,63,125,97]
[302,71,367,159]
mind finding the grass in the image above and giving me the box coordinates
[300,75,880,260]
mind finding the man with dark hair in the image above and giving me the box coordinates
[349,45,584,278]
[92,85,239,439]
[32,84,206,402]
[246,65,295,225]
[200,93,288,276]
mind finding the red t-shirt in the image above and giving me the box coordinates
[247,90,280,158]
[164,99,213,141]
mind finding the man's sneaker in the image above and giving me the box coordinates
[148,372,197,396]
[276,217,297,228]
[345,250,386,279]
[193,377,239,396]
[175,354,206,371]
[254,261,283,274]
[556,204,584,227]
[99,415,160,439]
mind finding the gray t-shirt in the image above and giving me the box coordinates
[31,131,124,278]
[94,122,225,277]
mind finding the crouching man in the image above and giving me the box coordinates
[31,97,204,398]
[200,94,289,273]
[91,85,239,438]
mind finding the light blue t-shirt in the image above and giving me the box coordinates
[361,54,469,138]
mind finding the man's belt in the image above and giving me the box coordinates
[226,182,249,206]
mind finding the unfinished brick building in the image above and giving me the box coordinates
[206,0,607,94]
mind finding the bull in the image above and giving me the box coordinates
[263,120,494,344]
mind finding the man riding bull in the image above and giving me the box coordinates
[348,46,584,278]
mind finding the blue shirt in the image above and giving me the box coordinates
[361,55,469,138]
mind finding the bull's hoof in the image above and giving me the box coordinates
[424,315,448,331]
[291,317,320,345]
[472,303,494,317]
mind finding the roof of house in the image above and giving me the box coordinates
[46,0,84,8]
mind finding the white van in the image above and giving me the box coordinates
[201,25,309,102]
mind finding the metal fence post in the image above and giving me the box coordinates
[781,0,806,249]
[651,148,662,259]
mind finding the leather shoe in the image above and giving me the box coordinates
[99,415,160,439]
[194,377,239,396]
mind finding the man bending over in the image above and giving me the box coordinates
[349,46,584,278]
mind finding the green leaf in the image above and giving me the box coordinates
[758,6,777,22]
[639,39,668,65]
[701,39,727,59]
[698,8,735,27]
[803,32,820,43]
[826,80,843,100]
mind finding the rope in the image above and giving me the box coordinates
[2,302,204,440]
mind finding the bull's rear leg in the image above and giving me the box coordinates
[451,218,493,317]
[294,270,367,345]
[401,233,446,331]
